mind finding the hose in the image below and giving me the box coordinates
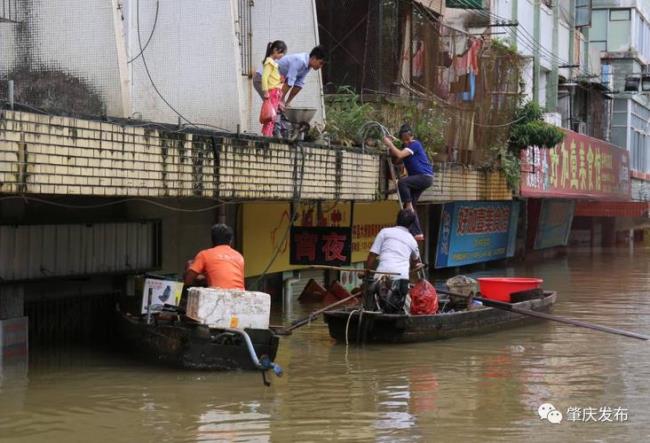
[358,121,392,152]
[222,327,283,382]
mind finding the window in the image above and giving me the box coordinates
[609,9,631,51]
[575,0,592,27]
[638,15,645,55]
[590,9,608,51]
[610,9,631,21]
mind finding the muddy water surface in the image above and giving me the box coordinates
[1,247,650,442]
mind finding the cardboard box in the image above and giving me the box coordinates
[140,278,184,314]
[186,288,271,329]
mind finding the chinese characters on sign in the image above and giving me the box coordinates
[565,406,629,423]
[521,131,630,199]
[351,223,392,255]
[290,227,352,266]
[435,201,520,268]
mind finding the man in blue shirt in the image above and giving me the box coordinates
[253,45,327,106]
[383,124,434,241]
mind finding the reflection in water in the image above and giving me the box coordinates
[1,247,650,441]
[196,406,270,443]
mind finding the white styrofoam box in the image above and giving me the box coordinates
[186,288,271,330]
[141,278,184,314]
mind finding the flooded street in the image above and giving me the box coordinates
[2,247,650,442]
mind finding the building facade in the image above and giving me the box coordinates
[591,0,650,201]
[0,0,325,134]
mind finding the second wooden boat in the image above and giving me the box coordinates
[323,290,557,344]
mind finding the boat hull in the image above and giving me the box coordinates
[116,312,279,370]
[324,291,557,344]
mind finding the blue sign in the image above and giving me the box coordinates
[435,201,520,268]
[534,199,575,250]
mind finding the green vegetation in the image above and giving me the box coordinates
[322,86,374,146]
[323,87,446,158]
[508,102,565,153]
[490,145,521,192]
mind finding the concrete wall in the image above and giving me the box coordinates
[1,0,324,133]
[127,0,324,134]
[0,0,127,116]
[127,0,245,131]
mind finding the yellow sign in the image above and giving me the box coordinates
[351,201,401,263]
[242,201,353,277]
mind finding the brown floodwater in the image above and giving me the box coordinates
[2,246,650,442]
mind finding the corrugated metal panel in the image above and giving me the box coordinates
[0,221,161,282]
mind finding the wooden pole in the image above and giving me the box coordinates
[307,265,399,276]
[278,292,361,334]
[437,289,650,341]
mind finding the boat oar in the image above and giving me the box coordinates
[437,289,650,341]
[275,291,361,335]
[307,265,399,276]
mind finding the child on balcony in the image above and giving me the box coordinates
[260,40,287,137]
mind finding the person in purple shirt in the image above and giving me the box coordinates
[383,124,434,241]
[254,45,327,107]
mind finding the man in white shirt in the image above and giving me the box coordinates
[363,209,422,313]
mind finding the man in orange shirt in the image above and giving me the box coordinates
[184,224,245,290]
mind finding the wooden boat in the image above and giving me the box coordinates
[323,290,557,344]
[115,309,280,371]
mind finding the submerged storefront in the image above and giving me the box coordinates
[521,130,634,250]
[241,200,401,302]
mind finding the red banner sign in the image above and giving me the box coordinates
[520,131,630,200]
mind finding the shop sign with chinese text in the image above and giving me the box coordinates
[435,201,520,268]
[521,131,630,200]
[290,227,352,266]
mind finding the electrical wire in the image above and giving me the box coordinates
[135,0,230,132]
[451,0,571,68]
[127,0,159,64]
[452,0,589,75]
[252,142,306,290]
[0,195,233,212]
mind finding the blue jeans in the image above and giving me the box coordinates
[398,174,433,237]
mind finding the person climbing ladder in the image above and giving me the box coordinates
[383,124,434,241]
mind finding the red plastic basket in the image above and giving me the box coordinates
[477,277,543,302]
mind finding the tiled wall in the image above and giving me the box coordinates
[420,165,513,202]
[0,110,381,200]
